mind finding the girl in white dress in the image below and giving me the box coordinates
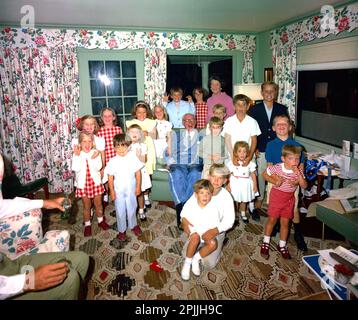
[126,124,152,221]
[153,105,173,158]
[227,141,258,223]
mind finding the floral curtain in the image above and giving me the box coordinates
[144,48,167,107]
[270,3,358,119]
[0,45,79,193]
[0,27,256,193]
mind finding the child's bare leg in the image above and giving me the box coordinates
[82,197,92,223]
[279,217,290,242]
[277,217,292,259]
[240,202,249,223]
[181,233,200,280]
[94,194,109,229]
[264,216,278,237]
[186,233,200,258]
[138,192,146,220]
[93,195,103,217]
[199,238,218,258]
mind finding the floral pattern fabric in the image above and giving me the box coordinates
[270,3,358,119]
[0,27,256,192]
[0,208,69,260]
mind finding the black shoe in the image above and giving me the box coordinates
[223,236,229,247]
[241,215,249,224]
[250,208,261,221]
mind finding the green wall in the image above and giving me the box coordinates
[254,30,273,83]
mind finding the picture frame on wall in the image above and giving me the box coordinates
[264,68,273,82]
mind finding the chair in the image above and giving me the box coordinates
[1,156,49,199]
[0,208,70,260]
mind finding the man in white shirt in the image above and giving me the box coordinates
[0,155,89,300]
[181,163,235,269]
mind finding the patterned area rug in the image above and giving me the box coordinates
[45,200,345,300]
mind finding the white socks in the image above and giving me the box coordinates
[181,257,192,280]
[263,235,270,244]
[97,216,103,224]
[248,202,255,212]
[191,252,201,276]
[144,194,149,201]
[84,220,91,227]
[279,240,286,248]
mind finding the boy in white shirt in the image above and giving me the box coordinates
[180,179,220,280]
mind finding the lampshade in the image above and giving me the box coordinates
[315,82,328,98]
[233,83,262,101]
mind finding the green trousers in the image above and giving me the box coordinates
[0,251,89,300]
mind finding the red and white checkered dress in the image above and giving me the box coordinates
[97,126,123,164]
[195,102,208,129]
[75,160,104,198]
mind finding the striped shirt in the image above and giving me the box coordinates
[195,102,208,129]
[97,126,123,164]
[267,163,303,193]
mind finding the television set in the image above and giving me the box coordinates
[296,68,358,147]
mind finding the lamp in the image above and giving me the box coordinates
[233,83,262,103]
[315,82,328,98]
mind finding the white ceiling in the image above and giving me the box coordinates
[0,0,350,33]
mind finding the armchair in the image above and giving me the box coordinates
[0,208,69,260]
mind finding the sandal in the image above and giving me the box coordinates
[260,242,270,260]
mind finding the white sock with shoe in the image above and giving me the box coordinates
[181,257,192,280]
[191,252,201,276]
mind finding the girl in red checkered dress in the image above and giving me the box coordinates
[97,107,123,203]
[192,86,208,129]
[72,132,110,237]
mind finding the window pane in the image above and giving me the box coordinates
[122,61,136,77]
[90,80,106,97]
[92,98,107,115]
[123,79,137,96]
[105,61,121,78]
[89,61,104,78]
[124,97,137,114]
[107,79,122,97]
[108,98,122,114]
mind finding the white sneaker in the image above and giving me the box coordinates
[181,263,191,280]
[191,258,201,276]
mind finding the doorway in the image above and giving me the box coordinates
[166,55,233,99]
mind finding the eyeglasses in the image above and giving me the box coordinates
[183,119,195,122]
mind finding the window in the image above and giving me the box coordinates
[78,49,144,127]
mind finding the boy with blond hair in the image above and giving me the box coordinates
[199,116,227,179]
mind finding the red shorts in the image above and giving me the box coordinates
[267,188,295,219]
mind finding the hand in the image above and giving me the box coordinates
[24,263,69,291]
[162,93,169,103]
[182,219,193,236]
[43,197,65,212]
[91,150,100,159]
[100,168,104,178]
[186,95,193,103]
[201,228,218,242]
[143,130,149,137]
[73,145,81,156]
[110,191,116,201]
[273,175,283,187]
[255,149,260,158]
[287,179,299,186]
[226,184,231,192]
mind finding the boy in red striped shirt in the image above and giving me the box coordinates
[260,145,307,259]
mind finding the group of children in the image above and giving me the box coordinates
[70,85,308,280]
